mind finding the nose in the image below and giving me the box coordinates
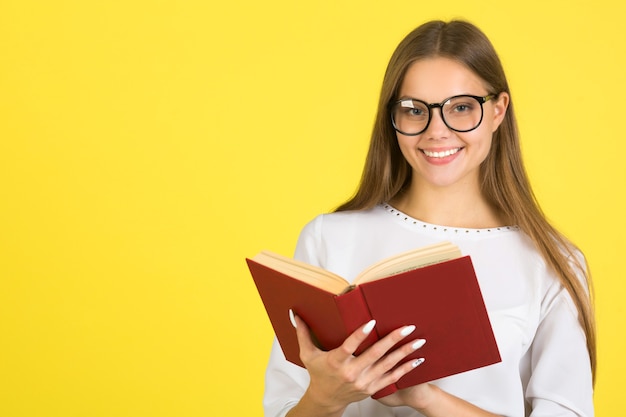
[424,107,450,139]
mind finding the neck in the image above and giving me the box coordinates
[390,178,507,229]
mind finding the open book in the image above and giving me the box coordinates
[250,241,461,294]
[246,241,501,398]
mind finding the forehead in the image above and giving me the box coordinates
[399,57,489,101]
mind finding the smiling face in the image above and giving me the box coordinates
[395,57,509,192]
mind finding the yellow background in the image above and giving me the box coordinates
[1,0,624,415]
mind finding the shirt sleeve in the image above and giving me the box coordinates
[263,338,311,417]
[292,214,325,267]
[524,277,594,416]
[262,217,320,417]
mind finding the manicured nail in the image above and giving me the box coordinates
[288,309,297,328]
[412,358,425,368]
[412,339,426,350]
[400,325,416,337]
[362,319,376,335]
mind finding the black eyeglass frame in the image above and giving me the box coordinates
[389,94,498,136]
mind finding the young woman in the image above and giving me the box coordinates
[263,20,596,417]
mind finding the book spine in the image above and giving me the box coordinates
[334,287,378,353]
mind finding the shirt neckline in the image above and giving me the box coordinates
[381,203,520,236]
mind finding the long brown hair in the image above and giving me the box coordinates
[336,20,596,381]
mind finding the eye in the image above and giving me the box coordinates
[408,107,425,116]
[398,100,428,118]
[453,104,472,112]
[445,97,478,116]
[450,101,474,113]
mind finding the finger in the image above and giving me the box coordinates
[371,355,426,394]
[368,337,426,379]
[290,311,320,361]
[333,319,378,361]
[353,324,418,366]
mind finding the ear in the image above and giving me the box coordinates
[491,92,510,132]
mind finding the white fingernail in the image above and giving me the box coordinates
[362,319,376,335]
[289,309,297,328]
[400,325,416,337]
[412,339,426,350]
[412,358,425,368]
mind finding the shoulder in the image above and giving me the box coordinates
[293,206,388,267]
[299,206,387,238]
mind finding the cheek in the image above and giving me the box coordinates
[396,136,418,159]
[475,134,494,161]
[461,129,494,160]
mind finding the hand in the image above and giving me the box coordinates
[376,382,436,410]
[290,311,426,415]
[377,383,504,416]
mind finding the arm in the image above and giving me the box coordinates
[522,284,594,416]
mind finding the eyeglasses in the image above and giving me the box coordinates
[390,94,496,136]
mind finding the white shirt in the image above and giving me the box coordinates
[263,204,594,417]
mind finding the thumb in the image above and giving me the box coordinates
[289,309,320,362]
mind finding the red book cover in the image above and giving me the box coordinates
[358,256,501,393]
[247,255,501,398]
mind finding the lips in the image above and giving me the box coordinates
[421,147,462,158]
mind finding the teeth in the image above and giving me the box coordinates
[423,148,461,158]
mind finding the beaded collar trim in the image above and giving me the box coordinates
[382,204,519,235]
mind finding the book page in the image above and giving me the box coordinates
[252,250,350,294]
[354,241,461,285]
